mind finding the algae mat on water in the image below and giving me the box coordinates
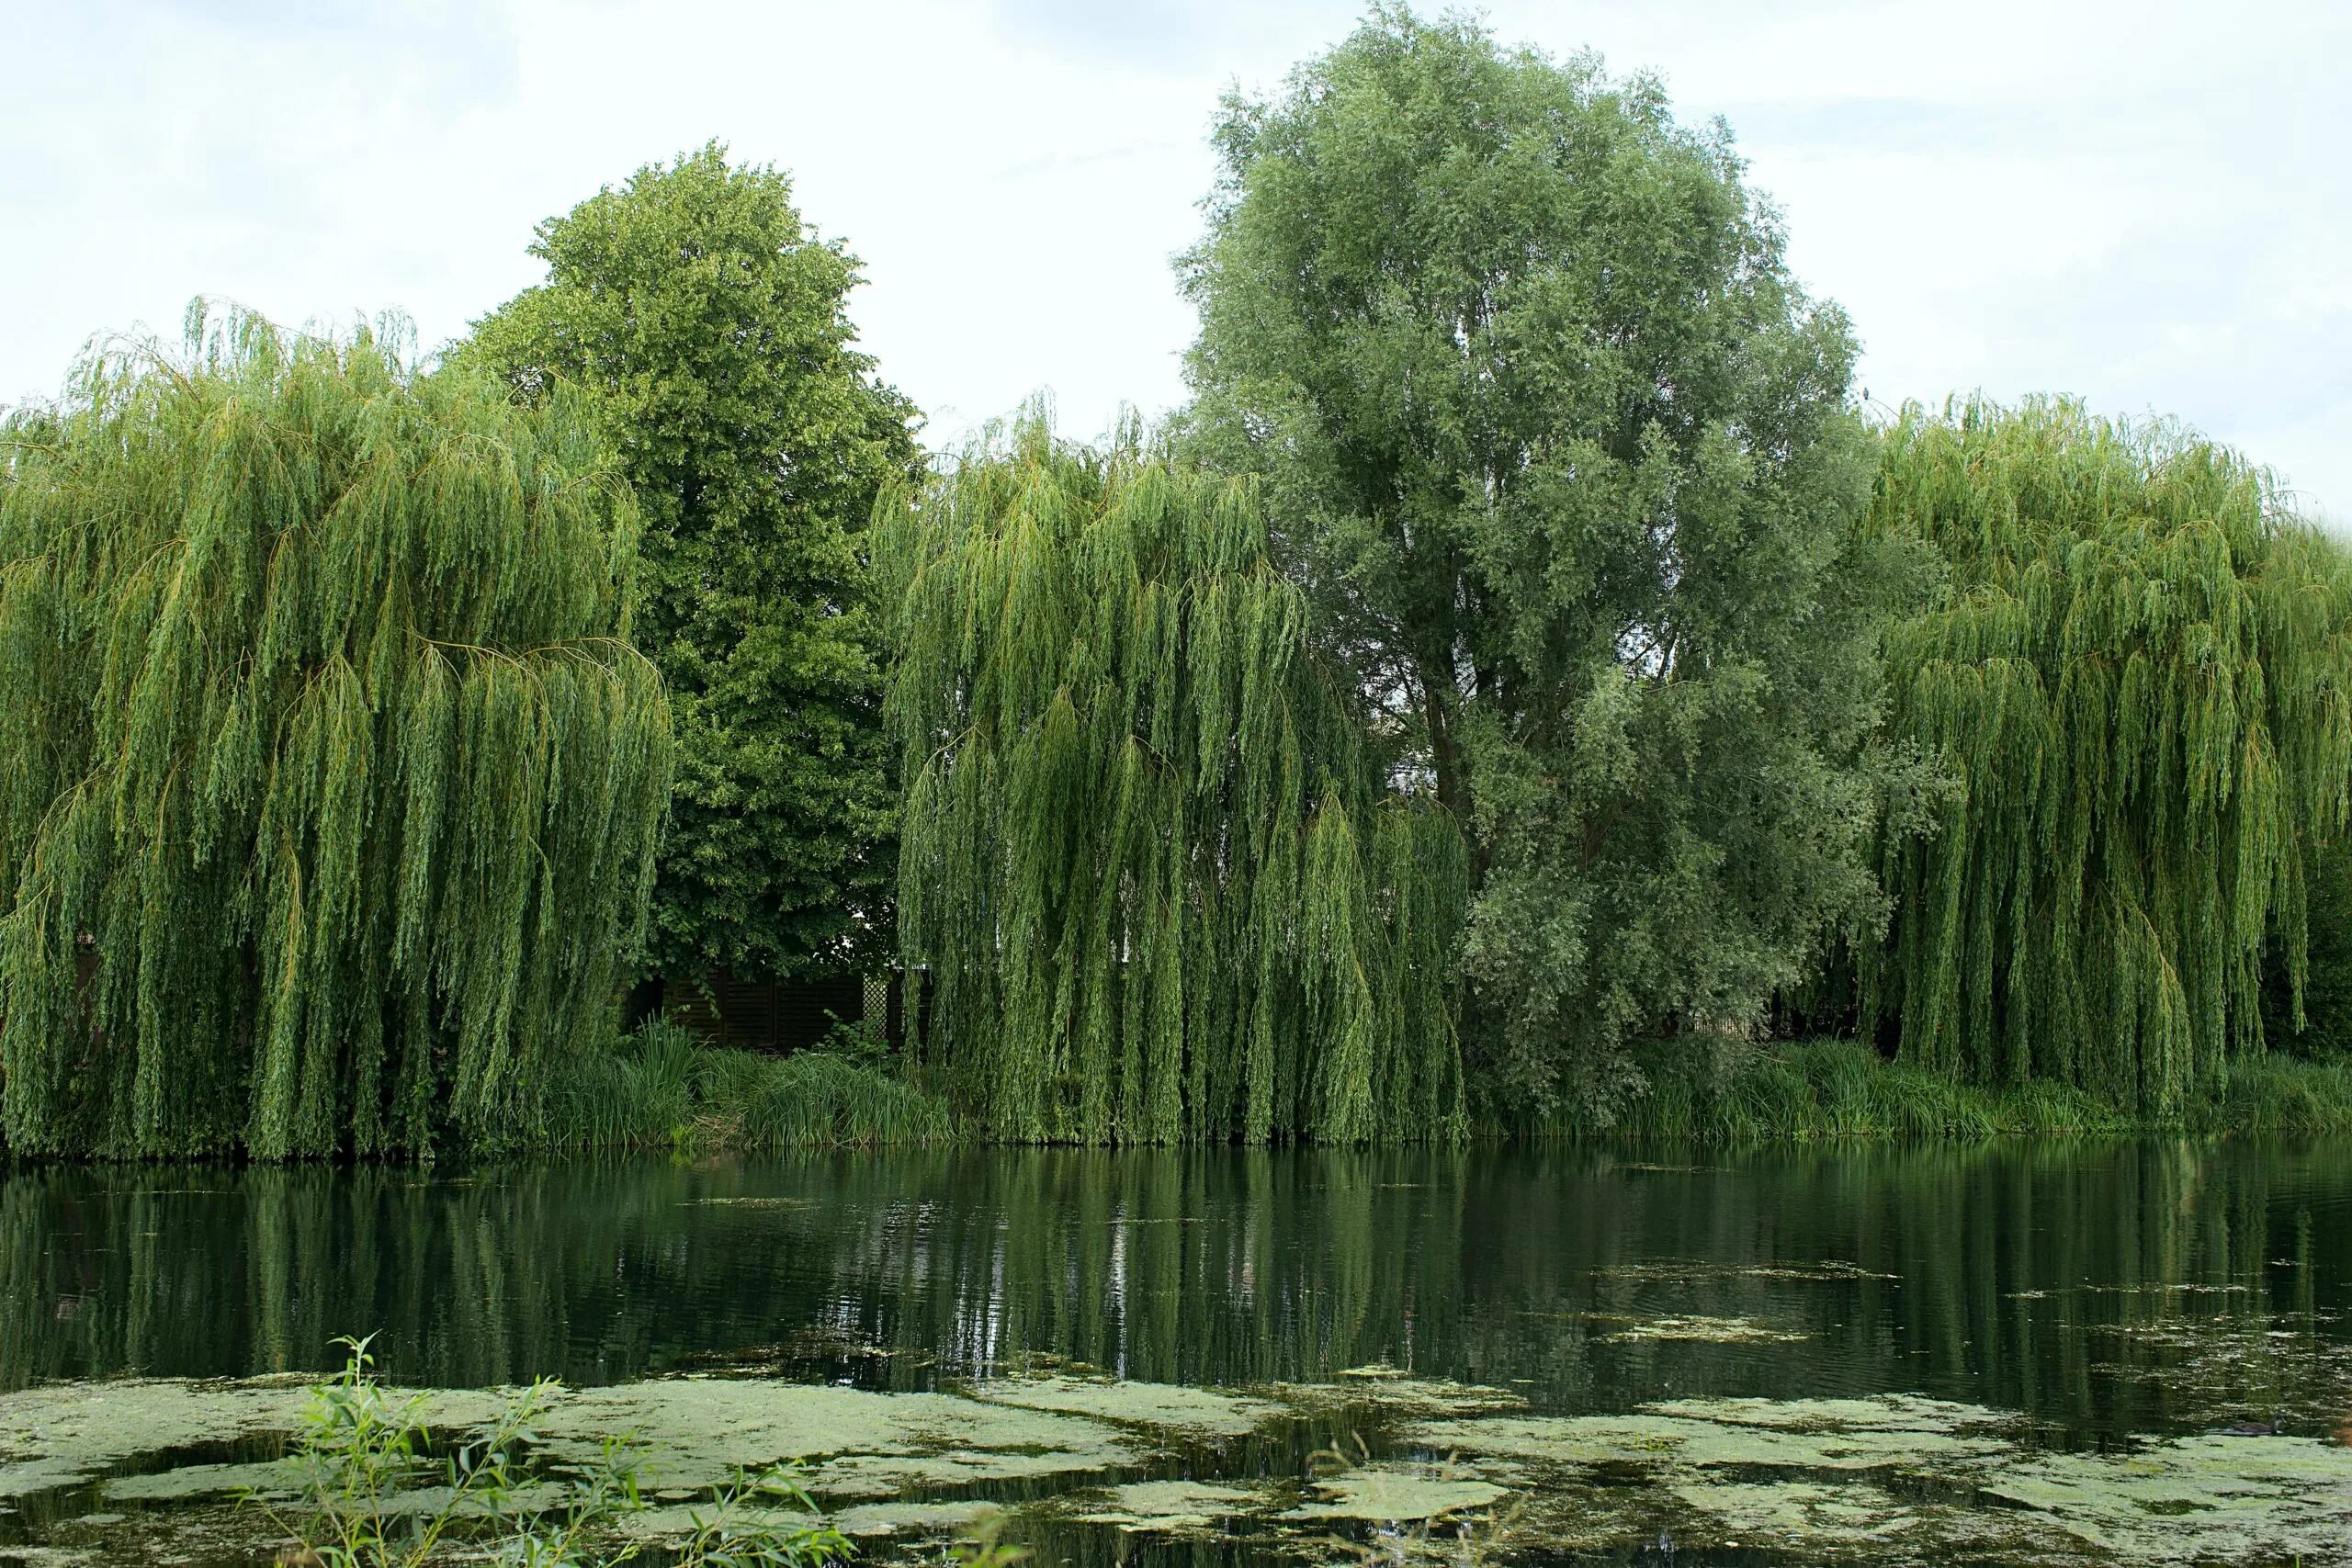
[3,1372,2349,1565]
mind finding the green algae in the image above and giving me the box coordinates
[1648,1394,2009,1434]
[0,1381,291,1497]
[0,1373,1136,1563]
[545,1378,1137,1498]
[1072,1480,1264,1532]
[1275,1373,1524,1419]
[816,1448,1117,1500]
[1978,1435,2352,1562]
[0,1379,506,1500]
[1409,1395,2010,1474]
[12,1370,2352,1567]
[1602,1315,1811,1345]
[2081,1312,2352,1416]
[1280,1466,1507,1523]
[967,1373,1284,1437]
[100,1460,292,1503]
[831,1499,1008,1539]
[1668,1478,1920,1540]
[1589,1258,1894,1283]
[1412,1393,2352,1563]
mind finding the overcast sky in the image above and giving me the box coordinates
[5,0,2344,519]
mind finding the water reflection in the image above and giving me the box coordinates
[6,1142,2346,1438]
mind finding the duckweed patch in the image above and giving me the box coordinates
[831,1499,1008,1539]
[967,1373,1285,1437]
[1274,1373,1524,1419]
[2080,1312,2352,1415]
[0,1381,504,1500]
[548,1377,1139,1496]
[1589,1258,1895,1284]
[1978,1435,2352,1560]
[1409,1393,2352,1563]
[1073,1480,1263,1533]
[1279,1466,1506,1522]
[1601,1315,1811,1345]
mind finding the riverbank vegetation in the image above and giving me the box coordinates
[5,6,2350,1157]
[1607,1038,2352,1141]
[531,1017,950,1153]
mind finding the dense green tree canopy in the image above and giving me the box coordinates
[1862,399,2352,1109]
[463,143,921,985]
[0,309,671,1158]
[1181,7,1927,1115]
[882,417,1467,1143]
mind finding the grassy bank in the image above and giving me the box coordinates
[1599,1037,2352,1140]
[513,1023,2352,1156]
[527,1016,954,1153]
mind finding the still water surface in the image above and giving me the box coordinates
[6,1140,2352,1561]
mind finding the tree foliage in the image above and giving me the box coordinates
[882,416,1467,1144]
[0,308,670,1158]
[463,143,920,984]
[1862,398,2352,1109]
[2265,839,2352,1058]
[1180,6,1926,1115]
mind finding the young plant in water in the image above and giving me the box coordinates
[255,1336,854,1567]
[935,1513,1028,1568]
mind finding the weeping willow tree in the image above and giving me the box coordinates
[1862,398,2352,1111]
[883,417,1467,1145]
[0,307,672,1159]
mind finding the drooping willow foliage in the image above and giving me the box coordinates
[883,418,1467,1145]
[1861,398,2352,1110]
[0,308,672,1159]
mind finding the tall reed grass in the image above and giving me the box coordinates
[1589,1039,2352,1141]
[526,1015,953,1153]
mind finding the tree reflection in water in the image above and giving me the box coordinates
[6,1141,2346,1439]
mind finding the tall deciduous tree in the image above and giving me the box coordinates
[464,144,920,985]
[1863,399,2352,1109]
[1181,8,1928,1115]
[0,308,671,1158]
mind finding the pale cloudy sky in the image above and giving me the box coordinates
[4,0,2345,519]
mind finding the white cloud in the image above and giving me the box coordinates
[3,0,2343,517]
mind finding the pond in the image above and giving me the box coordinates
[4,1141,2350,1564]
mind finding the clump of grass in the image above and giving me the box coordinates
[697,1045,953,1149]
[528,1015,953,1155]
[1592,1038,2352,1141]
[2194,1053,2352,1134]
[528,1015,698,1151]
